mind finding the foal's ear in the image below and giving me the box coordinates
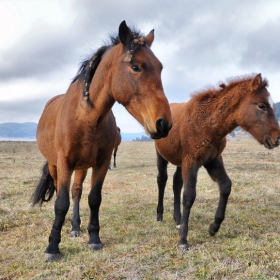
[145,29,154,47]
[251,73,262,92]
[119,20,131,46]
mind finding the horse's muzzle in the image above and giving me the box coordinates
[264,136,280,149]
[150,118,172,139]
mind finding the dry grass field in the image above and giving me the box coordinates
[0,136,280,279]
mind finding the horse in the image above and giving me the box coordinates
[31,20,172,261]
[155,74,280,251]
[112,126,121,168]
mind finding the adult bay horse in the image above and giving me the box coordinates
[31,21,172,260]
[155,74,280,251]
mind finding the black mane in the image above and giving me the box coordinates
[71,27,143,106]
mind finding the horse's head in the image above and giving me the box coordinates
[110,21,172,139]
[238,74,280,149]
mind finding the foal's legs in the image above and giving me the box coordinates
[178,163,199,251]
[70,169,88,237]
[204,156,232,236]
[173,167,183,228]
[45,159,73,260]
[156,152,168,222]
[87,161,110,250]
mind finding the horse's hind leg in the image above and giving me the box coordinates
[156,152,168,222]
[70,169,88,237]
[173,167,183,228]
[204,156,232,236]
[44,161,72,261]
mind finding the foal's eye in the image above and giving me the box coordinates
[131,65,141,72]
[258,104,267,111]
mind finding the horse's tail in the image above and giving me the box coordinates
[31,161,56,206]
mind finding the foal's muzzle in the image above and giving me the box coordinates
[264,136,280,149]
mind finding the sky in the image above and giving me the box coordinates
[0,0,280,133]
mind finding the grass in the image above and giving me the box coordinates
[0,137,280,279]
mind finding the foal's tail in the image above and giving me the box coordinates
[31,161,56,206]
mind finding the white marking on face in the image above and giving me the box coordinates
[268,93,274,109]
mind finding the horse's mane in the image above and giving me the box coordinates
[190,74,268,102]
[71,27,144,106]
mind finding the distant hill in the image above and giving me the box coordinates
[0,122,37,138]
[0,122,148,141]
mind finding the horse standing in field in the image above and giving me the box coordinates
[31,21,172,261]
[155,74,280,251]
[112,126,121,168]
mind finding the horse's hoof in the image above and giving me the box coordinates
[209,224,218,236]
[157,215,163,222]
[44,253,62,261]
[70,230,81,237]
[176,224,181,229]
[178,244,188,252]
[88,243,103,250]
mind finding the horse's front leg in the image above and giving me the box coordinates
[70,169,88,237]
[156,152,168,222]
[87,162,110,250]
[45,161,73,261]
[178,163,198,251]
[173,167,183,228]
[204,157,232,236]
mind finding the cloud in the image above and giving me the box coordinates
[0,0,280,132]
[239,18,280,71]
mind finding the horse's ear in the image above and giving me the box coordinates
[251,73,262,92]
[145,29,154,47]
[119,20,131,46]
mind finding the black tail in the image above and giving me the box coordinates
[31,161,56,206]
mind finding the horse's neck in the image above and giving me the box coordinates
[84,48,119,123]
[199,83,248,139]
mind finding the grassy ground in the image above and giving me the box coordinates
[0,137,280,279]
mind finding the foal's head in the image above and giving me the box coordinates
[237,74,280,149]
[110,21,172,139]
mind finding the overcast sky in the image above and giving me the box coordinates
[1,0,280,133]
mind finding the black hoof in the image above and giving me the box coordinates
[45,253,62,261]
[177,244,188,252]
[157,215,163,222]
[209,224,219,236]
[88,243,103,250]
[70,230,81,237]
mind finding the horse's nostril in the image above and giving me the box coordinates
[156,118,168,133]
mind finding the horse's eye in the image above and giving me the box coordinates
[131,65,141,72]
[258,104,267,111]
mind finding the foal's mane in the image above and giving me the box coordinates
[71,27,144,106]
[190,74,268,102]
